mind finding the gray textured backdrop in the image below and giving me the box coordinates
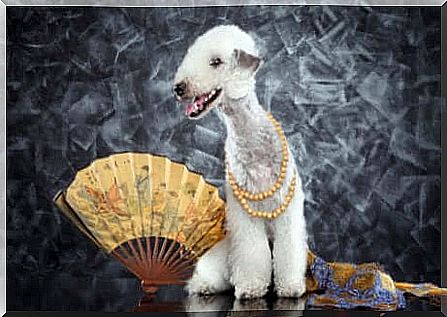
[7,6,442,310]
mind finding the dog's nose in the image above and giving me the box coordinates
[173,81,187,98]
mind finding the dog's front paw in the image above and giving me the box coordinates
[186,276,220,296]
[275,279,306,298]
[234,282,269,300]
[185,275,228,296]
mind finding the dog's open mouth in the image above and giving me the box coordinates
[185,88,222,119]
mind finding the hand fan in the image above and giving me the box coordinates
[54,152,226,293]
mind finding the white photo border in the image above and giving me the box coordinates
[1,1,445,316]
[1,0,447,6]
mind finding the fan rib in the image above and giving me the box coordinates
[167,245,195,267]
[145,236,153,268]
[128,238,145,268]
[157,236,169,262]
[112,249,143,280]
[167,257,195,276]
[164,243,187,268]
[135,237,150,273]
[161,238,178,263]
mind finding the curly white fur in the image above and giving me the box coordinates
[174,25,308,300]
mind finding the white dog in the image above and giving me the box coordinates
[173,25,308,300]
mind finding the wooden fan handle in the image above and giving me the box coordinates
[141,280,159,294]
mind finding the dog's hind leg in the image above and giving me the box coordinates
[185,237,232,296]
[271,194,307,298]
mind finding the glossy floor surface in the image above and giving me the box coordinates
[7,276,444,312]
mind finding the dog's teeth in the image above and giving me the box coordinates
[204,97,208,102]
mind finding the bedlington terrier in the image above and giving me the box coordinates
[173,25,308,300]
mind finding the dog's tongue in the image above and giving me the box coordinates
[185,95,206,115]
[185,104,195,116]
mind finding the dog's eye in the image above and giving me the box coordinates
[209,57,223,67]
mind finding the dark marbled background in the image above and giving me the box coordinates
[7,6,442,311]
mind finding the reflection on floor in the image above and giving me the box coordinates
[135,291,307,315]
[134,285,444,314]
[7,276,445,313]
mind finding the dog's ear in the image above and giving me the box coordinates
[234,49,263,73]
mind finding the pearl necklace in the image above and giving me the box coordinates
[225,112,297,219]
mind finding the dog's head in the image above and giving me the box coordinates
[173,25,262,120]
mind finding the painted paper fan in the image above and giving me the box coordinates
[54,152,226,293]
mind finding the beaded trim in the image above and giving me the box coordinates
[225,112,296,219]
